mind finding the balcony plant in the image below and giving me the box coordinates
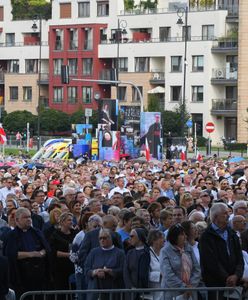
[190,0,215,10]
[124,0,135,11]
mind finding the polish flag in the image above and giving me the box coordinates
[197,150,203,161]
[0,124,7,144]
[145,138,151,161]
[180,150,186,161]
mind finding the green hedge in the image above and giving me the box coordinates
[226,143,247,151]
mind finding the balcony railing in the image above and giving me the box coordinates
[119,5,239,15]
[211,99,237,112]
[212,39,238,50]
[212,68,237,80]
[99,69,115,81]
[101,36,216,45]
[0,41,48,47]
[150,71,165,81]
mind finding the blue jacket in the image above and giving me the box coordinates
[160,241,201,300]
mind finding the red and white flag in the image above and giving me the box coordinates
[0,124,6,145]
[180,150,186,161]
[145,138,151,161]
[196,150,203,161]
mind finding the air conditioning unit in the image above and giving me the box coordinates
[216,69,224,79]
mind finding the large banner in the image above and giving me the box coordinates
[120,106,140,125]
[98,99,118,131]
[98,127,120,161]
[140,112,162,160]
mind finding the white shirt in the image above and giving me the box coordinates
[0,187,15,208]
[149,247,161,283]
[108,186,131,198]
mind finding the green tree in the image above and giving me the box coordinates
[11,0,51,20]
[161,104,190,137]
[124,0,135,10]
[40,109,70,133]
[70,109,98,129]
[3,110,37,134]
[147,94,162,112]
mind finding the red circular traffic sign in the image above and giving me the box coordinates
[205,122,215,133]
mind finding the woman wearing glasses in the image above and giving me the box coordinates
[160,224,201,300]
[84,228,125,300]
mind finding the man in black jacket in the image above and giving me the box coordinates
[0,255,8,300]
[199,202,244,300]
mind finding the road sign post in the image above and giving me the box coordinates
[205,122,215,156]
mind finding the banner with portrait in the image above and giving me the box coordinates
[98,99,118,131]
[140,112,162,160]
[98,128,120,161]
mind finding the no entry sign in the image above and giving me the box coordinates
[205,122,215,133]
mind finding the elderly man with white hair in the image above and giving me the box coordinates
[199,203,244,300]
[63,187,76,206]
[229,200,248,223]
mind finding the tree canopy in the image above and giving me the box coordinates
[11,0,51,20]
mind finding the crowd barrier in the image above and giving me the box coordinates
[19,287,245,300]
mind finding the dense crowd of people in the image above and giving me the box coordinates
[0,157,248,300]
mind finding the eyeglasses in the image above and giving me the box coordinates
[206,182,213,185]
[99,236,108,240]
[7,181,13,184]
[238,207,248,210]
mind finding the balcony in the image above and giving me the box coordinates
[40,96,49,108]
[101,36,215,45]
[99,69,115,83]
[37,73,49,85]
[211,68,237,85]
[0,71,4,84]
[150,71,165,85]
[212,39,238,54]
[211,99,237,116]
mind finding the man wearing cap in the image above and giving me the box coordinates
[108,176,130,198]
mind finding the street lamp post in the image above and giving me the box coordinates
[116,19,127,100]
[32,15,42,150]
[176,7,188,137]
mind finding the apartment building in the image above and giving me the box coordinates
[0,0,240,144]
[0,0,49,115]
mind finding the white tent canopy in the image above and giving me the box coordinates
[147,86,165,94]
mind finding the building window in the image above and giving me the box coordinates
[83,28,93,50]
[68,87,77,103]
[159,27,171,42]
[171,56,182,72]
[53,59,63,75]
[97,1,109,16]
[60,3,71,18]
[226,55,238,72]
[192,55,204,72]
[55,29,63,50]
[53,87,63,103]
[182,26,191,41]
[78,2,90,17]
[135,57,149,72]
[118,87,127,101]
[23,87,32,101]
[6,33,15,46]
[202,25,214,40]
[82,86,92,103]
[192,86,204,102]
[0,7,4,21]
[132,86,143,102]
[171,86,181,102]
[119,58,128,72]
[68,58,78,75]
[69,29,78,50]
[25,59,38,73]
[82,58,93,76]
[9,86,18,101]
[7,60,19,73]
